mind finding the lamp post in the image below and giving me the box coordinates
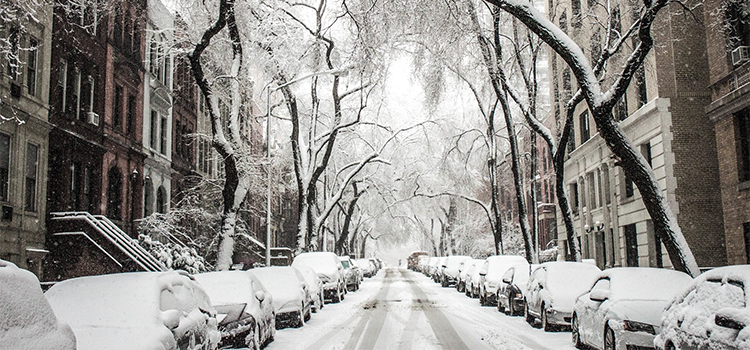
[264,67,350,266]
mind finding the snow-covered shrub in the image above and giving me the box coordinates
[138,234,208,274]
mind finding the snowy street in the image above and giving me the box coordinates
[267,267,575,350]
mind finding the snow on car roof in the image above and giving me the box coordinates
[603,267,693,300]
[45,271,213,327]
[541,261,601,291]
[293,252,340,272]
[0,260,76,350]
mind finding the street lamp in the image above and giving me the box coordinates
[264,67,351,266]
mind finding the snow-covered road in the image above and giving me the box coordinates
[265,267,576,350]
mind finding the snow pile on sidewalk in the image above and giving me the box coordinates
[0,260,76,350]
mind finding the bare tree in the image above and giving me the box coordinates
[483,0,700,275]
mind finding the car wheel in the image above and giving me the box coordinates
[572,314,583,349]
[525,303,534,325]
[332,288,341,303]
[604,326,615,350]
[295,309,305,328]
[665,341,676,350]
[497,298,505,313]
[542,304,553,331]
[465,286,471,297]
[250,326,261,350]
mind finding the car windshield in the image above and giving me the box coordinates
[341,260,351,269]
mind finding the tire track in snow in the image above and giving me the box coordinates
[400,269,471,350]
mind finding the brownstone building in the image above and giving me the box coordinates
[704,0,750,265]
[45,2,150,280]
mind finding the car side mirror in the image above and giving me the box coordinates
[589,289,610,302]
[502,276,512,284]
[160,309,181,330]
[715,309,746,330]
[479,270,487,276]
[255,290,266,303]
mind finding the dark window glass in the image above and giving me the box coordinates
[156,186,166,213]
[127,95,136,136]
[0,134,9,202]
[84,166,93,212]
[160,117,167,155]
[150,111,158,149]
[624,174,634,198]
[144,178,152,217]
[579,110,590,144]
[641,142,652,168]
[24,143,38,212]
[744,222,750,263]
[738,108,750,182]
[27,38,38,96]
[635,66,648,108]
[571,0,581,27]
[114,85,123,130]
[624,224,638,267]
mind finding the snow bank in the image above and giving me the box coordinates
[0,260,76,350]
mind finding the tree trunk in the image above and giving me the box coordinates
[335,183,364,255]
[555,102,582,261]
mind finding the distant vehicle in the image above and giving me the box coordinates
[355,258,376,277]
[496,262,532,316]
[250,266,312,329]
[338,256,360,291]
[468,259,485,298]
[433,257,448,283]
[270,247,294,266]
[441,256,472,287]
[295,266,325,312]
[292,252,346,303]
[0,260,76,350]
[45,271,221,350]
[408,251,429,270]
[573,267,692,350]
[655,265,750,350]
[459,259,484,294]
[478,255,529,306]
[525,261,601,331]
[194,271,276,349]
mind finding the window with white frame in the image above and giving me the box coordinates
[26,37,38,96]
[24,143,38,212]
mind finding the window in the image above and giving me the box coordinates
[86,76,95,116]
[127,95,136,135]
[0,133,9,202]
[726,0,750,49]
[106,167,122,220]
[150,111,158,149]
[590,30,602,63]
[559,12,568,34]
[132,22,141,59]
[150,39,158,74]
[175,119,181,157]
[641,142,652,168]
[114,8,122,47]
[144,178,153,217]
[72,68,81,119]
[124,12,132,54]
[7,26,20,80]
[624,224,638,267]
[114,85,123,129]
[160,117,167,155]
[156,186,166,213]
[744,222,750,262]
[571,0,581,27]
[738,108,750,182]
[614,96,628,121]
[634,65,648,108]
[570,182,579,215]
[24,143,38,212]
[57,59,68,111]
[624,174,634,198]
[79,74,91,120]
[71,163,79,210]
[27,38,38,96]
[579,110,590,144]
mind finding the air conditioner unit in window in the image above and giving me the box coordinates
[732,46,750,66]
[87,112,99,126]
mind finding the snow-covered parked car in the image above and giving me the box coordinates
[355,258,376,278]
[0,260,76,350]
[434,257,448,283]
[573,267,692,350]
[193,271,276,349]
[468,258,485,298]
[441,255,471,287]
[478,255,529,306]
[461,258,484,295]
[296,265,325,312]
[45,271,221,350]
[525,261,601,331]
[338,255,360,291]
[497,262,532,316]
[655,265,750,350]
[250,266,312,329]
[293,252,346,303]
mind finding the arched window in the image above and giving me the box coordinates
[156,186,166,214]
[143,178,153,217]
[107,167,122,219]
